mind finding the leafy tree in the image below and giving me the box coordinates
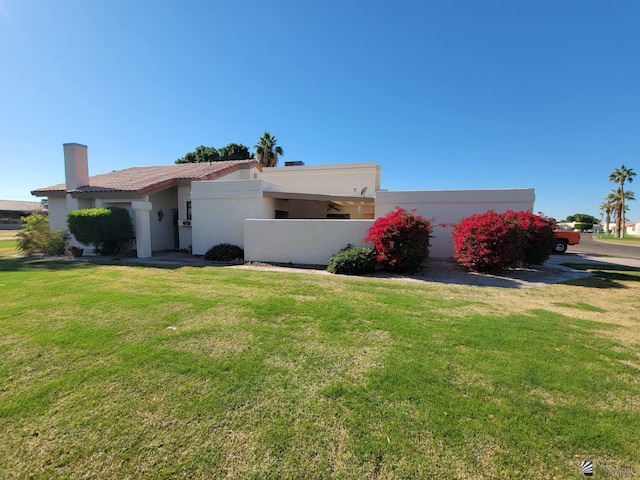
[563,213,599,225]
[175,145,220,164]
[609,165,636,238]
[255,132,284,167]
[16,214,67,256]
[219,143,252,160]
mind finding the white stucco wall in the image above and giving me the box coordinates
[46,196,68,230]
[376,189,536,257]
[191,179,277,254]
[244,219,374,264]
[149,188,178,251]
[259,163,380,197]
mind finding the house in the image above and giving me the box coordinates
[0,199,47,229]
[32,143,536,262]
[626,221,640,236]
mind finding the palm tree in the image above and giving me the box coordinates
[599,198,617,235]
[609,165,636,238]
[255,132,284,168]
[606,189,635,237]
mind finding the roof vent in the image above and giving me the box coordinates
[284,161,305,167]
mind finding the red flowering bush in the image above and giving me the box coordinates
[452,210,555,273]
[505,211,556,266]
[364,207,433,272]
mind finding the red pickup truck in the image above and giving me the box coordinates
[553,231,580,254]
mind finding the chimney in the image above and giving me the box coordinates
[63,143,89,190]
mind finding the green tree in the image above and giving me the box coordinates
[219,143,252,160]
[175,145,220,164]
[609,165,636,238]
[599,198,617,234]
[254,132,284,167]
[606,189,635,237]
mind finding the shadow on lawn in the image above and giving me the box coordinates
[562,263,640,289]
[0,256,99,272]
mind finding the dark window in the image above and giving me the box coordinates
[275,210,289,219]
[186,201,192,220]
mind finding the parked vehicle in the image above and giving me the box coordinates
[552,230,580,254]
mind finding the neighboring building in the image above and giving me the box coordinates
[0,199,47,228]
[625,221,640,236]
[32,143,536,262]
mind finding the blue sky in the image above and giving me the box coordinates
[1,0,638,222]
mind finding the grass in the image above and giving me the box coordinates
[595,232,640,244]
[1,247,639,478]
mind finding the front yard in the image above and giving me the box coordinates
[1,242,639,479]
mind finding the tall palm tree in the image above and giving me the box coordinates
[609,165,636,238]
[606,189,635,237]
[599,198,616,235]
[255,132,284,168]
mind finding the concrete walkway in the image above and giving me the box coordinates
[103,251,638,289]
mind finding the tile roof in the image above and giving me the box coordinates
[32,160,258,196]
[0,200,46,212]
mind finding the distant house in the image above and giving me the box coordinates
[626,221,640,236]
[0,199,46,228]
[32,143,536,262]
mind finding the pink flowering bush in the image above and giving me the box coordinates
[452,210,555,273]
[364,207,433,272]
[505,211,556,266]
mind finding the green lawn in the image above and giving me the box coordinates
[1,250,639,479]
[595,233,640,244]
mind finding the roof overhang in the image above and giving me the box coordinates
[263,191,374,205]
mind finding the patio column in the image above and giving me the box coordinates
[132,201,152,258]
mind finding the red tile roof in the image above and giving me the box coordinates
[32,160,259,196]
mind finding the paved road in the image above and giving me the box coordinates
[567,234,640,260]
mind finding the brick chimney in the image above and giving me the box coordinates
[63,143,89,190]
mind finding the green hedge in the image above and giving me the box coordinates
[327,245,376,275]
[67,207,134,255]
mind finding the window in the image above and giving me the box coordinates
[275,210,289,219]
[186,201,192,220]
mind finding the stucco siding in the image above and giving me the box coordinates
[191,180,277,254]
[244,219,374,264]
[149,188,178,251]
[376,189,536,257]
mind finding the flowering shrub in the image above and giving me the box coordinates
[452,210,555,273]
[505,211,555,266]
[364,207,432,272]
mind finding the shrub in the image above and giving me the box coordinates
[16,214,67,256]
[204,243,244,261]
[67,207,134,255]
[452,210,555,273]
[452,210,524,273]
[327,245,376,275]
[506,211,555,266]
[364,207,432,272]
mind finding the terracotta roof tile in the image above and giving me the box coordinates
[32,160,258,196]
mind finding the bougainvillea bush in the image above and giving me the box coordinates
[452,210,555,273]
[505,210,556,266]
[364,207,432,272]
